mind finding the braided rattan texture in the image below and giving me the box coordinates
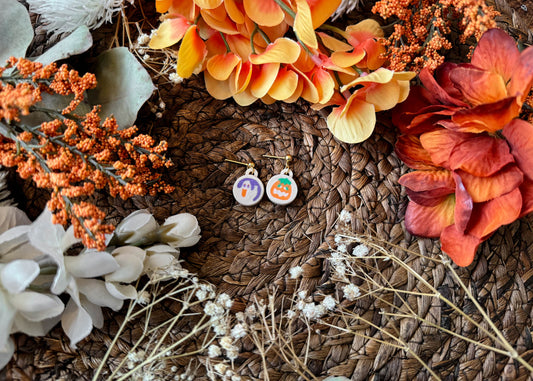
[4,1,533,380]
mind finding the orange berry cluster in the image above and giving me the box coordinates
[0,58,174,250]
[372,0,498,72]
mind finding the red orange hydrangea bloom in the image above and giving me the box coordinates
[394,29,533,267]
[149,0,414,143]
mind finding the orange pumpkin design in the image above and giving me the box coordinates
[267,174,297,205]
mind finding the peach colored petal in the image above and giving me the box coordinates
[250,38,301,64]
[400,170,455,193]
[327,98,376,143]
[449,66,508,106]
[205,32,227,57]
[331,49,366,69]
[471,28,520,84]
[502,118,533,180]
[467,188,522,239]
[447,97,520,133]
[177,26,207,78]
[224,0,245,23]
[293,0,318,49]
[250,63,280,98]
[233,88,258,106]
[268,67,299,100]
[456,166,523,203]
[359,39,386,70]
[308,67,334,104]
[365,81,400,112]
[448,134,514,177]
[149,16,190,49]
[243,0,285,27]
[283,76,304,103]
[169,0,198,20]
[229,61,253,94]
[345,19,384,39]
[206,53,240,80]
[440,225,482,267]
[194,0,222,9]
[292,66,319,103]
[404,195,455,238]
[519,179,533,218]
[261,94,277,104]
[452,172,473,233]
[201,6,239,34]
[226,34,254,60]
[395,135,439,170]
[341,68,394,91]
[419,129,468,168]
[156,0,172,13]
[204,71,233,99]
[317,32,351,52]
[307,0,342,28]
[508,46,533,103]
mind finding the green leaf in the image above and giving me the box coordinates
[19,93,91,127]
[0,0,33,64]
[33,26,93,66]
[87,47,155,129]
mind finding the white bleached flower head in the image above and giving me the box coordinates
[338,210,352,224]
[321,295,336,311]
[112,210,159,246]
[216,293,233,309]
[289,266,303,279]
[219,336,233,350]
[352,245,369,258]
[27,0,129,37]
[301,303,326,320]
[158,213,201,248]
[342,284,361,301]
[208,344,222,358]
[230,323,247,340]
[169,73,184,84]
[225,346,239,361]
[337,244,347,253]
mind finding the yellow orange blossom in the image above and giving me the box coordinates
[149,0,415,144]
[0,58,174,250]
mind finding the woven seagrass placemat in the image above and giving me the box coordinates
[4,1,533,380]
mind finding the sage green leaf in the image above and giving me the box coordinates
[87,47,155,129]
[19,93,91,127]
[0,0,33,64]
[33,26,93,66]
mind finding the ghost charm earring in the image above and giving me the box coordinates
[225,159,264,206]
[264,155,298,205]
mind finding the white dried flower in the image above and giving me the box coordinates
[337,244,347,253]
[338,210,352,224]
[231,376,241,381]
[169,72,184,84]
[136,33,150,46]
[204,301,225,317]
[225,346,239,361]
[235,312,245,322]
[286,309,297,319]
[297,290,307,300]
[27,0,128,37]
[342,284,361,301]
[136,290,151,305]
[321,295,336,311]
[334,234,343,244]
[230,324,247,340]
[214,362,228,374]
[216,293,233,309]
[196,289,208,302]
[289,266,303,279]
[170,366,178,372]
[207,344,222,358]
[244,304,257,319]
[334,264,347,278]
[212,320,228,336]
[352,244,369,258]
[219,336,233,350]
[302,303,326,320]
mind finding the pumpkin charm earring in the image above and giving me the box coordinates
[225,159,264,206]
[264,155,298,205]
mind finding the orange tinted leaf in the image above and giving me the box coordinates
[468,188,522,239]
[440,225,482,267]
[404,195,455,238]
[327,98,376,143]
[149,16,190,49]
[502,118,533,180]
[177,26,207,78]
[457,166,523,203]
[293,0,318,49]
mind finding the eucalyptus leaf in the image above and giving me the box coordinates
[33,25,93,66]
[19,93,92,127]
[87,47,155,129]
[0,0,33,64]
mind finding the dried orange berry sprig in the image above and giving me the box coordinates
[372,0,499,72]
[0,58,174,250]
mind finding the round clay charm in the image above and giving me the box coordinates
[232,168,264,206]
[266,170,298,205]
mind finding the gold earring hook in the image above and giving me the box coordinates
[263,154,292,169]
[224,159,255,169]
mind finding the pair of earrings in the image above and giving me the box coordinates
[226,155,298,206]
